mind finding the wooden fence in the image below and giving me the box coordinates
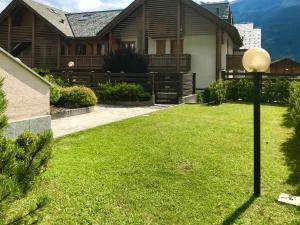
[221,71,300,80]
[53,71,196,104]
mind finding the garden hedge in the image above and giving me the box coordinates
[288,82,300,136]
[204,79,293,105]
[97,82,152,102]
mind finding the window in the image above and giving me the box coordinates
[61,44,69,56]
[156,40,166,55]
[171,40,183,55]
[48,8,59,14]
[97,43,107,56]
[76,44,86,55]
[79,14,91,21]
[121,41,136,50]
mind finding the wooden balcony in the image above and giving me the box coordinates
[60,55,105,70]
[147,54,191,72]
[60,54,192,72]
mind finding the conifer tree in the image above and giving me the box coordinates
[0,78,53,224]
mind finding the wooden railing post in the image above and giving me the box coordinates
[221,70,226,80]
[178,72,184,102]
[192,73,196,94]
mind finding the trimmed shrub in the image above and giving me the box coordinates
[97,82,151,102]
[288,82,300,136]
[103,48,149,73]
[204,78,292,105]
[204,80,228,105]
[59,86,98,107]
[227,79,253,101]
[262,79,290,103]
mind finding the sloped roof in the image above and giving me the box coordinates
[66,10,122,38]
[22,0,73,37]
[201,2,230,20]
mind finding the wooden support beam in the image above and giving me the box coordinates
[7,16,12,53]
[141,0,146,54]
[176,0,181,72]
[31,14,35,67]
[216,27,222,80]
[109,32,113,54]
[57,35,61,70]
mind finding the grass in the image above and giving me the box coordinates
[21,104,300,224]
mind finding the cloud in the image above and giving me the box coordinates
[0,0,230,13]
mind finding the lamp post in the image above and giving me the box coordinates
[242,47,271,197]
[68,61,75,85]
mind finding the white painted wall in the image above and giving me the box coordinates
[221,32,234,71]
[0,48,50,121]
[184,35,216,89]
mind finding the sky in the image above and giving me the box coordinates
[0,0,231,13]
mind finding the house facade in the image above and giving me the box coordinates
[0,0,242,89]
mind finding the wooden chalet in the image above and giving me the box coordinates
[0,0,242,89]
[270,58,300,74]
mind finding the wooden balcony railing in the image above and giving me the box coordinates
[147,54,191,72]
[60,54,192,72]
[61,55,105,70]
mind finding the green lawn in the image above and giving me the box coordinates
[24,104,300,224]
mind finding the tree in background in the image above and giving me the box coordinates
[0,78,53,224]
[103,47,149,73]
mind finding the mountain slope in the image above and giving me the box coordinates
[231,0,300,60]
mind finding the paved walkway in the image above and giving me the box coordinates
[52,104,170,138]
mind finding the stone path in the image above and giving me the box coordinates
[51,104,170,138]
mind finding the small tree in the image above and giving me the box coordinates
[103,47,149,73]
[0,78,53,224]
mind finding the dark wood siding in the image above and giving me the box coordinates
[12,26,32,42]
[35,18,58,70]
[183,5,216,36]
[0,19,8,50]
[145,0,178,38]
[112,7,142,39]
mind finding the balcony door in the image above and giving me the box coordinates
[171,40,183,55]
[156,40,166,55]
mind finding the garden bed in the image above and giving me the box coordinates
[51,105,95,120]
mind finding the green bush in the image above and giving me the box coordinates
[49,85,61,105]
[59,86,97,107]
[32,68,51,76]
[227,79,253,101]
[288,82,300,136]
[97,82,152,102]
[204,80,228,105]
[205,79,292,105]
[44,74,65,87]
[262,79,290,103]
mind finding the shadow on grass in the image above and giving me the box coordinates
[281,112,300,195]
[281,134,300,195]
[222,195,257,225]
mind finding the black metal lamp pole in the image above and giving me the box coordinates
[253,72,262,197]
